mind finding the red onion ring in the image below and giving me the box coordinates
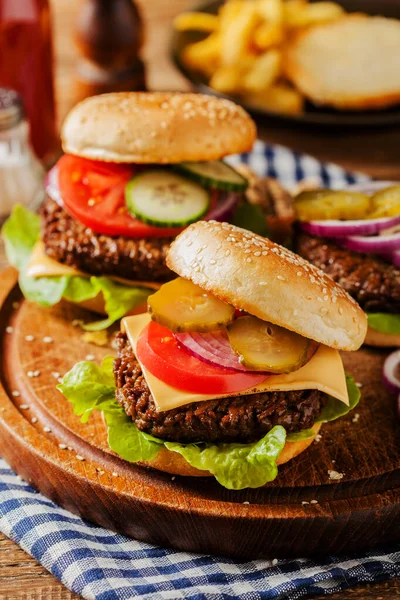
[299,215,400,238]
[45,165,63,205]
[175,330,260,372]
[383,349,400,395]
[340,232,400,253]
[205,192,239,222]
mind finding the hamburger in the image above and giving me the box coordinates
[2,92,256,329]
[59,221,366,490]
[293,183,400,347]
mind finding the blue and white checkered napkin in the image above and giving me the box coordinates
[1,142,398,600]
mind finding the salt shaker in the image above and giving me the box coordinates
[0,88,45,224]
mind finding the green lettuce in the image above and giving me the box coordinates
[1,205,152,329]
[58,359,360,490]
[367,313,400,335]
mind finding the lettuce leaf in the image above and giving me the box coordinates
[1,205,152,329]
[58,359,360,490]
[367,312,400,335]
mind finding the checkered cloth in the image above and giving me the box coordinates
[1,142,399,600]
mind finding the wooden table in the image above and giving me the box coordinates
[0,0,399,598]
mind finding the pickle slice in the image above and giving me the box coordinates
[369,186,400,218]
[294,190,371,221]
[148,277,235,332]
[227,316,309,373]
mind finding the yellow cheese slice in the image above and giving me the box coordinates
[122,313,349,412]
[26,242,161,290]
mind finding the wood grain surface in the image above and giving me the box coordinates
[0,0,399,597]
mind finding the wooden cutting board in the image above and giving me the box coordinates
[0,267,399,559]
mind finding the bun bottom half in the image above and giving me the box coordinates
[364,326,400,348]
[139,423,322,478]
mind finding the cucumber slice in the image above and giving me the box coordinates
[175,161,248,192]
[125,170,211,228]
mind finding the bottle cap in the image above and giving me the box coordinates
[0,88,24,131]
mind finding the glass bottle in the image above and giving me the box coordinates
[0,0,58,165]
[0,88,45,224]
[74,0,146,102]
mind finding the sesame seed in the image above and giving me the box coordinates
[242,501,250,505]
[85,355,95,361]
[112,472,119,477]
[57,377,62,384]
[20,404,29,410]
[76,455,85,461]
[59,443,67,449]
[301,501,309,505]
[6,326,13,334]
[356,382,363,388]
[31,417,38,424]
[352,413,360,423]
[339,307,344,315]
[33,370,40,377]
[12,301,20,309]
[209,259,216,265]
[310,499,319,505]
[254,251,261,257]
[315,434,322,443]
[328,470,344,481]
[12,391,20,397]
[277,275,285,281]
[171,476,176,481]
[246,258,252,263]
[43,336,53,343]
[297,271,303,277]
[27,371,34,378]
[51,372,61,379]
[272,559,278,566]
[317,297,323,303]
[43,427,51,433]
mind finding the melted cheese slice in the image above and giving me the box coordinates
[26,242,161,290]
[122,313,349,412]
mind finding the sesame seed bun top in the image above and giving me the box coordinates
[61,92,257,164]
[167,221,367,351]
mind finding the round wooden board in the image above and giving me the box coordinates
[0,267,399,559]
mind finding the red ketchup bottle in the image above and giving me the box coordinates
[0,0,58,165]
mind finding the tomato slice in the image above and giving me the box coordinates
[136,321,268,395]
[57,155,186,238]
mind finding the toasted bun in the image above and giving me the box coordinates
[140,423,322,477]
[62,92,256,163]
[364,326,400,348]
[167,221,367,350]
[285,16,400,111]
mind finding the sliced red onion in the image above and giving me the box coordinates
[299,215,400,238]
[390,251,400,268]
[175,330,258,372]
[205,192,239,222]
[341,232,400,253]
[383,349,400,395]
[45,165,63,205]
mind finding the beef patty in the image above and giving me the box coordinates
[113,332,327,444]
[296,232,400,314]
[40,198,173,282]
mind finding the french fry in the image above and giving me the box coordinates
[254,21,284,50]
[220,2,260,66]
[284,1,344,28]
[257,0,283,24]
[174,12,219,33]
[243,50,282,93]
[209,66,243,94]
[243,83,305,115]
[182,34,221,77]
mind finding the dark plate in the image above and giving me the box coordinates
[171,0,400,127]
